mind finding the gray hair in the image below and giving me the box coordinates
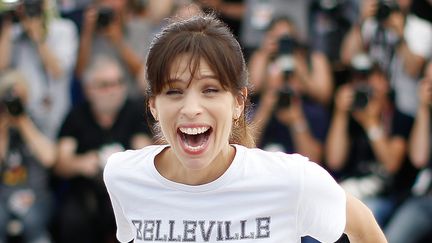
[82,55,124,84]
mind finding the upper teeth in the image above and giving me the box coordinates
[179,127,210,135]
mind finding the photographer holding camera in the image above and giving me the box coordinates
[341,0,432,117]
[53,55,152,243]
[249,16,332,163]
[0,0,78,139]
[384,60,432,243]
[75,0,154,99]
[0,70,56,243]
[325,53,418,227]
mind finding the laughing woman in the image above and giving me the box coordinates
[103,14,387,243]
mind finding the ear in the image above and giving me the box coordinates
[234,87,247,119]
[148,97,158,121]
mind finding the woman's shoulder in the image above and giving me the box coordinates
[237,145,311,172]
[104,145,166,173]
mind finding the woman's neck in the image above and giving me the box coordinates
[155,145,236,186]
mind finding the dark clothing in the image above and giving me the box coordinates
[258,96,330,154]
[341,108,417,201]
[58,99,150,153]
[54,98,151,243]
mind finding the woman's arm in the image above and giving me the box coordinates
[345,193,387,242]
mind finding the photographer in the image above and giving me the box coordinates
[0,70,56,242]
[384,61,432,243]
[53,56,152,243]
[325,54,417,226]
[341,0,432,117]
[249,16,331,163]
[0,0,78,139]
[75,0,153,99]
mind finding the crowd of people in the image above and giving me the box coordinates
[0,0,431,242]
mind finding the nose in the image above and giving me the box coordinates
[179,90,203,119]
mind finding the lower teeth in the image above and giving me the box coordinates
[184,143,205,152]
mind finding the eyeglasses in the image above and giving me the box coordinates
[91,79,125,89]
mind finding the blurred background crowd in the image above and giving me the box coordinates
[0,0,431,242]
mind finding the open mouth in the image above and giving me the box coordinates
[178,126,212,153]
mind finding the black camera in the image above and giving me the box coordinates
[277,85,295,109]
[375,0,398,23]
[97,6,115,29]
[276,35,297,78]
[352,84,373,110]
[0,1,20,31]
[1,89,25,116]
[23,0,43,17]
[0,0,42,28]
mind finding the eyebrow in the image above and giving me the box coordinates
[167,75,218,83]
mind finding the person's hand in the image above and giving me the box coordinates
[293,51,308,91]
[275,97,303,126]
[334,84,354,114]
[98,143,124,169]
[267,62,284,90]
[20,16,44,43]
[82,6,98,33]
[0,108,9,129]
[360,0,378,23]
[81,152,102,177]
[0,17,12,39]
[102,18,123,45]
[385,11,405,38]
[418,78,432,107]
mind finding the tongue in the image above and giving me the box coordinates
[184,133,207,147]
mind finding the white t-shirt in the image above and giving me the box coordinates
[104,145,346,243]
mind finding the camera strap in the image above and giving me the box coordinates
[370,25,396,79]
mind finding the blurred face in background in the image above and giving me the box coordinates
[397,0,413,12]
[367,69,390,100]
[99,0,127,13]
[85,63,127,115]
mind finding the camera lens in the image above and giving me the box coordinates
[23,0,43,17]
[352,85,373,110]
[277,85,294,108]
[97,6,115,28]
[2,89,24,116]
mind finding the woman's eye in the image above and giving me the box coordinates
[204,88,219,94]
[165,89,182,95]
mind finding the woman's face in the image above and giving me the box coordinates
[149,54,244,172]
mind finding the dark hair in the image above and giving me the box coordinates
[146,14,255,147]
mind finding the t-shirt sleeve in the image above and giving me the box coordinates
[405,15,432,58]
[104,156,134,242]
[297,161,346,242]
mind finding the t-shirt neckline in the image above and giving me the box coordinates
[147,144,246,192]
